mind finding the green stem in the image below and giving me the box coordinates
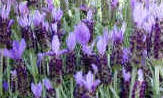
[154,65,160,98]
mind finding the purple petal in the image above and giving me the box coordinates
[33,10,45,26]
[66,32,76,51]
[31,82,42,97]
[52,35,60,55]
[74,22,90,45]
[97,36,107,55]
[3,81,8,91]
[91,64,98,74]
[122,68,131,82]
[18,39,26,58]
[1,49,14,59]
[19,1,29,15]
[52,8,63,22]
[74,71,84,86]
[138,69,144,82]
[43,78,53,90]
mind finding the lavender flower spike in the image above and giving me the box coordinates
[52,8,63,22]
[74,22,90,45]
[97,36,107,56]
[122,68,131,82]
[19,1,29,16]
[33,10,45,27]
[74,71,84,86]
[52,35,60,55]
[66,32,76,51]
[0,39,26,60]
[43,78,53,90]
[31,82,42,98]
[83,71,101,91]
[1,0,11,20]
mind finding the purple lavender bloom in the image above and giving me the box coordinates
[138,69,144,82]
[91,64,98,74]
[43,78,53,90]
[18,1,29,16]
[45,0,54,11]
[31,82,42,98]
[1,0,11,20]
[97,36,107,56]
[3,81,8,91]
[122,48,130,63]
[52,8,63,22]
[66,32,76,51]
[33,10,46,27]
[52,35,61,55]
[0,39,26,60]
[17,15,32,28]
[111,0,119,8]
[74,71,84,86]
[122,68,131,82]
[83,71,101,91]
[74,22,90,45]
[111,22,126,43]
[74,71,101,92]
[10,70,17,77]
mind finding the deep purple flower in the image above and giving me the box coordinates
[43,78,53,90]
[52,8,63,22]
[3,81,8,91]
[0,39,26,60]
[31,82,42,98]
[1,0,11,20]
[19,1,29,16]
[74,22,90,45]
[66,32,76,51]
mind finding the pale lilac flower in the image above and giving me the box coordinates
[33,10,46,26]
[74,71,100,91]
[66,32,76,51]
[122,68,131,82]
[138,69,144,82]
[10,70,17,77]
[19,1,29,15]
[43,78,53,90]
[0,39,26,60]
[97,36,107,56]
[74,71,84,86]
[103,27,109,43]
[83,71,101,91]
[31,82,42,98]
[82,40,96,55]
[52,35,60,55]
[1,1,11,20]
[51,23,57,33]
[87,10,93,21]
[42,21,49,32]
[74,22,90,45]
[52,8,63,22]
[17,15,32,27]
[111,0,119,8]
[91,64,98,74]
[122,48,130,63]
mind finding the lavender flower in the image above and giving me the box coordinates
[33,10,45,27]
[43,78,53,90]
[17,14,32,28]
[18,1,29,16]
[74,71,84,86]
[74,22,90,45]
[10,70,17,77]
[66,32,76,51]
[0,39,26,60]
[31,82,42,98]
[122,48,130,63]
[138,69,144,82]
[91,64,98,74]
[1,0,11,20]
[111,0,119,8]
[74,71,100,92]
[97,36,107,56]
[52,8,63,22]
[3,81,8,91]
[122,68,131,82]
[51,35,61,55]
